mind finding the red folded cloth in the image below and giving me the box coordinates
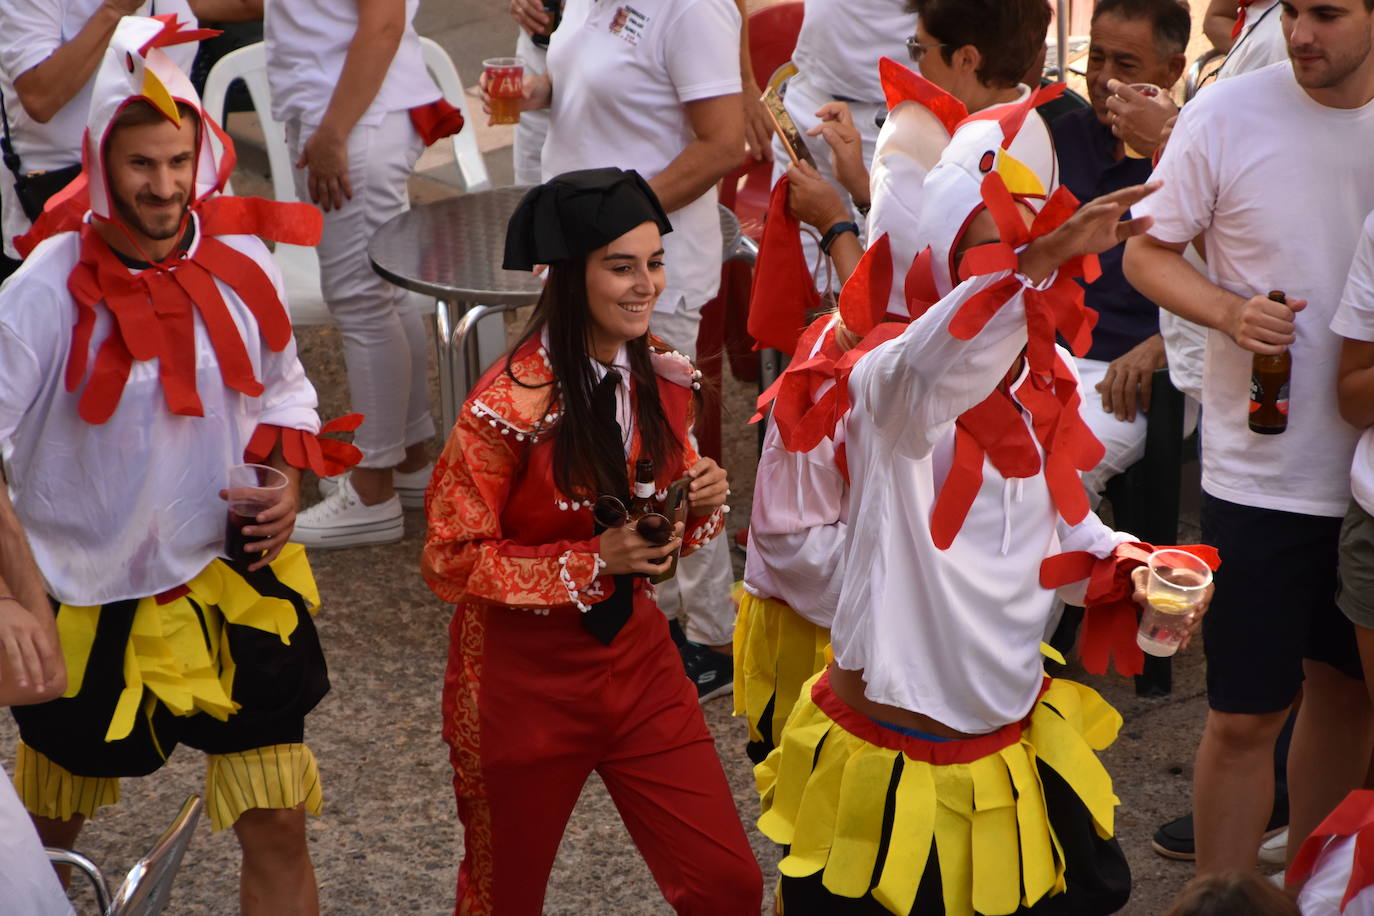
[410,98,466,146]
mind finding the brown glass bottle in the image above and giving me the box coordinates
[1248,290,1292,435]
[629,458,658,519]
[530,0,562,48]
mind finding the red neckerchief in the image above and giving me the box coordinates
[1040,541,1220,677]
[60,194,322,424]
[745,175,821,354]
[1232,0,1257,40]
[926,174,1104,547]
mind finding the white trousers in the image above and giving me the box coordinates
[650,296,737,646]
[770,73,885,294]
[286,111,434,468]
[1073,357,1149,508]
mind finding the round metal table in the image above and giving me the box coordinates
[369,188,752,432]
[369,186,542,433]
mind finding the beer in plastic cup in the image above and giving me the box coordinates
[484,57,525,126]
[1136,548,1213,657]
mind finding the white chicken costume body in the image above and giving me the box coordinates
[735,63,1064,767]
[2,16,356,832]
[752,75,1221,916]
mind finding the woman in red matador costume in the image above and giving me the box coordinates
[736,66,1061,766]
[2,15,359,914]
[422,168,761,916]
[754,96,1220,915]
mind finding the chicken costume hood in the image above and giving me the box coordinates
[17,15,334,437]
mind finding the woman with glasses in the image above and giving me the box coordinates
[421,168,761,916]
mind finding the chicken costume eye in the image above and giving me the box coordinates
[125,51,135,73]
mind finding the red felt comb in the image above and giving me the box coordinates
[139,14,221,56]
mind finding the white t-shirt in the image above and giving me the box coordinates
[1216,0,1287,82]
[0,765,74,916]
[1135,62,1374,517]
[0,0,196,258]
[836,269,1131,732]
[0,223,320,605]
[264,0,438,128]
[791,0,915,103]
[542,0,741,314]
[1332,211,1374,516]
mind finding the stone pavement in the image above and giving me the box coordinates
[0,1,1253,912]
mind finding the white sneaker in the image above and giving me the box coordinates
[1258,827,1288,866]
[318,463,432,510]
[293,475,403,548]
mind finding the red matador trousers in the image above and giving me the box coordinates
[442,596,763,915]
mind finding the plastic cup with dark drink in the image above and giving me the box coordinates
[224,463,289,564]
[483,57,525,126]
[1137,548,1213,657]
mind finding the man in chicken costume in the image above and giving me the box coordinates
[0,16,352,915]
[735,60,1060,765]
[753,87,1219,915]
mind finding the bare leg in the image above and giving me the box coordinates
[348,466,394,506]
[352,443,428,504]
[1193,707,1290,874]
[234,805,319,916]
[33,814,85,887]
[395,442,429,474]
[1286,659,1374,868]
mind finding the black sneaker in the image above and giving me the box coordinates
[1151,814,1195,861]
[683,641,733,703]
[1150,808,1290,861]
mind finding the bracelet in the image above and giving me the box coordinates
[819,220,859,256]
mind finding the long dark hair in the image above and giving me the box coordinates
[506,258,683,502]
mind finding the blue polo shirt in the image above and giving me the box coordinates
[1051,106,1160,362]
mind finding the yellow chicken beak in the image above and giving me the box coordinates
[995,149,1045,198]
[141,68,180,127]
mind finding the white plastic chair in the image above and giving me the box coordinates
[201,38,491,326]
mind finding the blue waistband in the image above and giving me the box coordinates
[869,716,956,743]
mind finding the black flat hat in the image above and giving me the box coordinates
[503,167,673,271]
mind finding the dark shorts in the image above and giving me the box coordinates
[1201,493,1361,715]
[1338,500,1374,631]
[11,561,329,779]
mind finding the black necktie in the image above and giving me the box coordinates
[582,369,633,644]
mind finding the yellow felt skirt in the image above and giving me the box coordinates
[756,671,1122,916]
[11,544,328,785]
[732,585,831,756]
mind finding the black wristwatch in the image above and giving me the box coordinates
[819,220,859,255]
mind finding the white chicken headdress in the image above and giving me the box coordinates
[16,14,328,435]
[83,14,230,224]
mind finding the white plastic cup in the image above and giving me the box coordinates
[1136,548,1213,657]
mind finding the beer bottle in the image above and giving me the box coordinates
[1248,290,1292,435]
[629,458,659,520]
[530,0,562,48]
